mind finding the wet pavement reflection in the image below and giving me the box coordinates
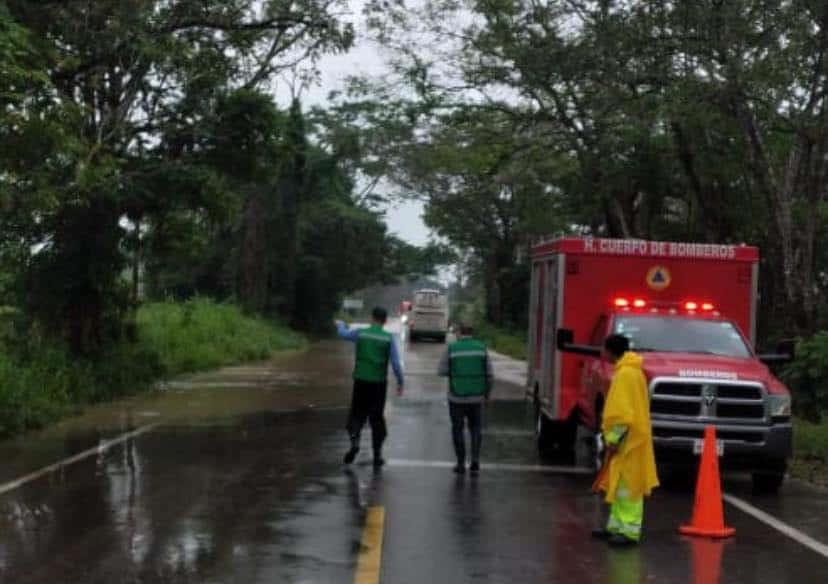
[0,329,825,582]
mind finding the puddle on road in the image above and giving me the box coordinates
[0,341,353,486]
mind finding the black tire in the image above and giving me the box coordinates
[437,334,447,343]
[536,408,576,463]
[752,468,786,495]
[409,332,417,343]
[535,402,553,456]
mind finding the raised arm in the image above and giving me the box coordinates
[335,320,359,342]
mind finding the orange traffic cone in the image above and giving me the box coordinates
[679,425,736,538]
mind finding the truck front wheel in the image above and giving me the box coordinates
[752,466,786,494]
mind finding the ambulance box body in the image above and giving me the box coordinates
[528,237,792,492]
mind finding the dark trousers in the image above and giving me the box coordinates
[346,379,388,454]
[449,402,483,465]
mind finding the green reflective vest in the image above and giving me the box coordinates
[354,325,392,383]
[449,337,488,397]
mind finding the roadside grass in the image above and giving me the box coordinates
[137,300,305,375]
[791,418,828,487]
[0,299,305,438]
[475,323,527,361]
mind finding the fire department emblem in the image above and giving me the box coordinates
[646,266,671,291]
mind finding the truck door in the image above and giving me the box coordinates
[541,256,560,413]
[533,262,546,370]
[583,315,609,423]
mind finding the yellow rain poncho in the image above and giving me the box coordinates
[596,352,659,503]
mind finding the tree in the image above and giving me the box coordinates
[353,0,828,338]
[0,0,353,354]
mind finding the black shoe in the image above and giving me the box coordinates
[344,446,359,465]
[591,528,611,539]
[608,534,638,546]
[469,462,480,475]
[453,463,466,475]
[373,457,385,469]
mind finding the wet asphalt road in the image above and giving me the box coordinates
[0,323,826,583]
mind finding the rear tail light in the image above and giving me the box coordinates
[702,303,715,311]
[633,299,647,308]
[614,298,630,308]
[684,302,698,311]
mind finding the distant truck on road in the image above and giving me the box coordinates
[408,289,449,343]
[528,237,794,492]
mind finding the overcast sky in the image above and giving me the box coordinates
[272,1,431,247]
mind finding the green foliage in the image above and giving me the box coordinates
[348,0,828,340]
[0,1,354,354]
[475,324,527,362]
[0,299,304,438]
[452,299,527,360]
[136,299,304,375]
[782,332,828,423]
[794,419,828,462]
[384,239,456,283]
[792,418,828,486]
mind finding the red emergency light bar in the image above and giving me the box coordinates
[684,301,716,312]
[613,297,716,312]
[614,297,648,308]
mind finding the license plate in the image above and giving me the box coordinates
[693,438,724,456]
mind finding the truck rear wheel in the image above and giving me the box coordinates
[752,466,786,495]
[536,407,553,454]
[536,409,576,462]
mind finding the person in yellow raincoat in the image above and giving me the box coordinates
[593,334,659,545]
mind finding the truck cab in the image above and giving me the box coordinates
[578,301,792,492]
[527,237,793,493]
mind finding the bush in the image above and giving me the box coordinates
[136,299,304,375]
[475,322,527,361]
[782,332,828,422]
[794,418,828,461]
[0,299,305,438]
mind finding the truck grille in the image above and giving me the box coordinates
[650,379,766,422]
[652,427,765,444]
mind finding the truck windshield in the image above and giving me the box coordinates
[613,316,751,358]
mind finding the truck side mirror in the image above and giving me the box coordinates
[757,338,796,365]
[556,328,574,350]
[556,328,602,357]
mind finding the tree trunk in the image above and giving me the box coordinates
[726,96,815,333]
[237,191,268,313]
[132,217,142,306]
[484,250,502,325]
[277,175,300,320]
[49,196,123,356]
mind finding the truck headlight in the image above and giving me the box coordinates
[768,394,791,418]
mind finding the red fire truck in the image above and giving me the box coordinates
[528,237,794,492]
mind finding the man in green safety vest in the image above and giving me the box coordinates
[437,324,493,475]
[336,307,404,469]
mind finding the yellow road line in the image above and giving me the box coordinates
[354,506,386,584]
